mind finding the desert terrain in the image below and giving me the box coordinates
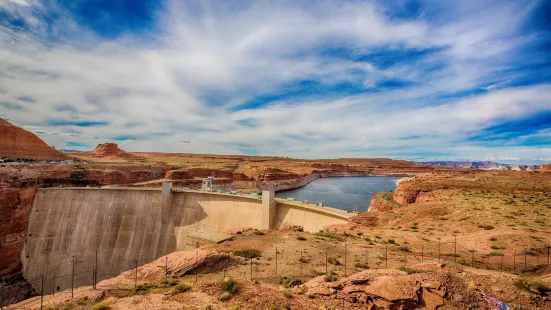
[1,118,551,309]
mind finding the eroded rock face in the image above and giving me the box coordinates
[0,118,66,160]
[91,143,127,156]
[541,164,551,172]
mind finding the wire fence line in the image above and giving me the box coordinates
[1,240,550,309]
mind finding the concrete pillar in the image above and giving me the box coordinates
[261,190,275,229]
[161,182,173,224]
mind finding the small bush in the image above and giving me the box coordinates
[280,276,302,288]
[387,239,396,244]
[296,236,307,241]
[218,291,232,301]
[478,224,495,230]
[253,230,265,235]
[327,256,341,265]
[488,251,504,257]
[489,237,498,241]
[63,302,75,310]
[91,301,110,310]
[76,300,88,306]
[283,290,293,298]
[324,274,338,282]
[162,277,179,286]
[514,279,550,296]
[234,249,261,259]
[398,266,431,274]
[134,282,157,295]
[298,256,309,263]
[399,246,410,252]
[491,244,505,250]
[172,283,191,295]
[457,259,469,266]
[315,231,341,240]
[354,262,369,269]
[221,277,241,295]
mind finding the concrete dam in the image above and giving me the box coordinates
[22,183,352,293]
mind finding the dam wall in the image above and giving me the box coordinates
[23,185,350,293]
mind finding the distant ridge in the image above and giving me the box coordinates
[420,161,541,171]
[0,118,66,160]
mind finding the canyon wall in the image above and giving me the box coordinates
[22,186,351,293]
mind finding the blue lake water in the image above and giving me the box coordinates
[275,176,401,212]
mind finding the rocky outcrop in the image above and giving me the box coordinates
[541,164,551,172]
[299,268,446,309]
[91,143,126,156]
[0,119,66,160]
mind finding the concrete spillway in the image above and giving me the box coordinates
[23,183,351,293]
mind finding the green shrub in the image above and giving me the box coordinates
[296,236,307,241]
[457,259,469,266]
[280,276,302,288]
[315,231,341,240]
[76,300,88,306]
[491,244,505,250]
[298,256,309,263]
[398,266,431,274]
[514,279,550,296]
[234,249,261,259]
[488,251,504,257]
[354,262,369,269]
[172,283,191,295]
[162,277,179,286]
[324,275,338,282]
[91,301,110,310]
[283,290,293,298]
[386,239,396,244]
[327,256,341,265]
[218,291,232,301]
[63,302,75,310]
[253,230,265,235]
[221,277,241,295]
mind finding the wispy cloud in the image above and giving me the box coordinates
[1,0,550,161]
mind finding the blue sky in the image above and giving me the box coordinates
[1,0,550,162]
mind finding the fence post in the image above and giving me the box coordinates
[165,257,168,280]
[250,258,253,280]
[421,243,424,263]
[275,247,278,278]
[403,239,407,266]
[513,252,516,270]
[71,256,75,298]
[385,244,388,268]
[195,251,198,284]
[438,240,441,263]
[344,243,347,277]
[454,236,457,264]
[52,273,56,296]
[135,259,138,289]
[300,250,303,277]
[1,280,3,310]
[325,249,328,276]
[547,244,549,265]
[486,256,489,270]
[365,246,368,265]
[471,250,474,267]
[40,275,44,310]
[500,255,503,271]
[524,250,527,271]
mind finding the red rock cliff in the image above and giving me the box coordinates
[0,119,65,160]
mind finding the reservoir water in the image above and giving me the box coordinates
[275,176,401,212]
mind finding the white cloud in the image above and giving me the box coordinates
[0,0,549,161]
